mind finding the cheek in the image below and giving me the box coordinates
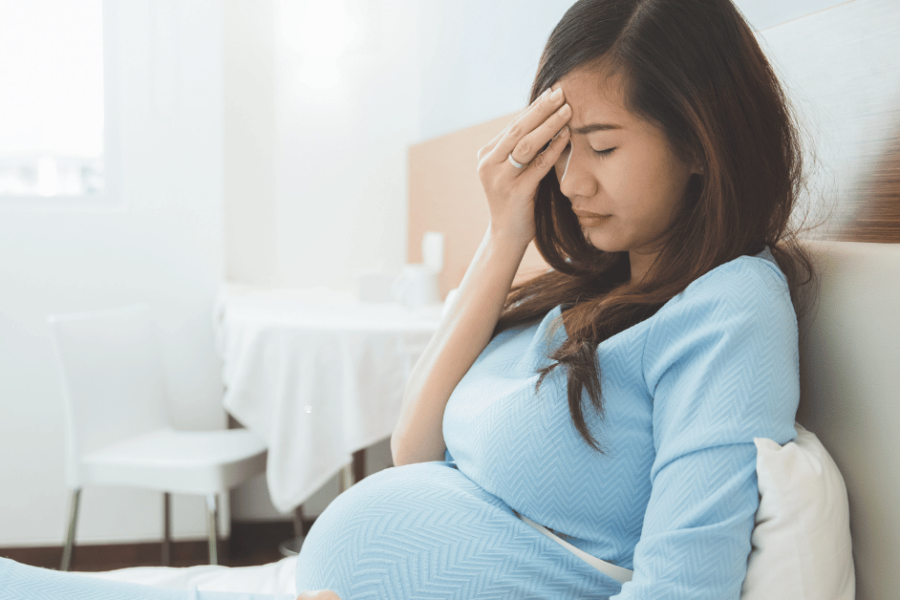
[637,167,692,229]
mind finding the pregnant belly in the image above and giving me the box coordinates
[294,461,621,600]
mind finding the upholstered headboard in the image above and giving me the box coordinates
[409,116,900,598]
[797,241,900,600]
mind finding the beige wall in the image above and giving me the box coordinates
[407,114,549,298]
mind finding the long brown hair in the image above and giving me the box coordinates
[495,0,813,451]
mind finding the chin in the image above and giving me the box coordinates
[584,232,623,253]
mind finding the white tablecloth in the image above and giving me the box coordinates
[214,285,441,512]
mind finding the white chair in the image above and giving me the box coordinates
[47,303,268,571]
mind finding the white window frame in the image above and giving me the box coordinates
[0,0,121,211]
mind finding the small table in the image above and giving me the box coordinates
[214,285,441,537]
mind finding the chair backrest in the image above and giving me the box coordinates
[47,303,171,486]
[796,240,900,600]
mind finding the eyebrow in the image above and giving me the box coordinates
[572,123,622,134]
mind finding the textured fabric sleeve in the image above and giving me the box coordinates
[613,257,799,600]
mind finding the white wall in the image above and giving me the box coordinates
[223,0,279,287]
[270,0,421,291]
[0,0,226,546]
[255,0,576,295]
[414,0,575,142]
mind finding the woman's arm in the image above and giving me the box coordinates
[391,87,572,466]
[614,257,799,599]
[391,229,527,465]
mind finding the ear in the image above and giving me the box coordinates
[689,153,705,176]
[682,144,705,176]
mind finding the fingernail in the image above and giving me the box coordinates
[551,88,563,100]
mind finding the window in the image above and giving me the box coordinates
[0,0,116,205]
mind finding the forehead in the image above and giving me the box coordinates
[555,67,636,129]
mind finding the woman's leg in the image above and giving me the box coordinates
[0,558,294,600]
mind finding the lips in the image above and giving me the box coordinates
[573,209,610,225]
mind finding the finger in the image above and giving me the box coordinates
[478,128,507,160]
[492,87,566,163]
[521,125,570,182]
[508,102,571,167]
[480,91,550,160]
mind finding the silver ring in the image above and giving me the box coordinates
[507,153,527,169]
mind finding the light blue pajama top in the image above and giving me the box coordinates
[295,249,800,599]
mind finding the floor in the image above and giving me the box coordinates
[0,519,303,572]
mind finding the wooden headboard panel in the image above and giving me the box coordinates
[407,113,548,298]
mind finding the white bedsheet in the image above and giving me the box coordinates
[82,556,298,596]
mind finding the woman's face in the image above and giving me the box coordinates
[553,66,700,282]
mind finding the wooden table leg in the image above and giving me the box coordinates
[291,504,305,539]
[279,505,306,557]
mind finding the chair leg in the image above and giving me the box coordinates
[205,493,219,565]
[60,488,82,571]
[161,492,172,566]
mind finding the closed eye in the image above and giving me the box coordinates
[559,143,616,157]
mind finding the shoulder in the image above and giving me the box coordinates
[680,250,789,309]
[642,249,799,404]
[649,250,794,342]
[642,250,800,453]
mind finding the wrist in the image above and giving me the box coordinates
[485,223,534,255]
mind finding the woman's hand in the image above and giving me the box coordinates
[296,591,342,600]
[477,86,571,248]
[391,87,571,468]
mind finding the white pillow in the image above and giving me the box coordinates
[742,423,855,600]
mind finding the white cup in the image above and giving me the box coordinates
[392,264,440,309]
[422,231,444,273]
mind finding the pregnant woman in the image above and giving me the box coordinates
[0,0,809,599]
[295,0,810,598]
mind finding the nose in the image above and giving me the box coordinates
[556,144,598,201]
